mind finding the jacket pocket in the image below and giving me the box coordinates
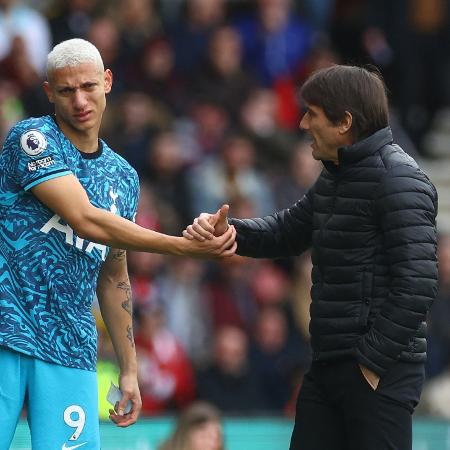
[359,267,373,329]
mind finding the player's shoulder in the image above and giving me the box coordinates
[5,115,60,154]
[6,116,59,149]
[9,115,57,136]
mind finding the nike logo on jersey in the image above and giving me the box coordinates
[61,442,87,450]
[41,214,107,261]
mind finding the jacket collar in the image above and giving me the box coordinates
[323,127,393,173]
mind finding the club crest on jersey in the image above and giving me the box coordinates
[20,129,48,157]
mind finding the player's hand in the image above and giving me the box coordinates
[183,204,230,241]
[109,372,142,427]
[359,363,380,390]
[184,223,237,258]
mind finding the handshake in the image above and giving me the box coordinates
[181,204,236,259]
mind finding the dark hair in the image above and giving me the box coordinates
[300,65,389,141]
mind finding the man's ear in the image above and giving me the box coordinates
[104,69,113,94]
[339,111,353,135]
[43,81,54,103]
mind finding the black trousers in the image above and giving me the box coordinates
[290,359,424,450]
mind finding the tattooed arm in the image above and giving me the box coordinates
[96,248,142,427]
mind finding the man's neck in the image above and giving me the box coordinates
[55,117,100,153]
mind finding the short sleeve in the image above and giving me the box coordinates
[127,170,140,222]
[4,119,72,191]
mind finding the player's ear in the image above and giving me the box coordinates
[43,81,54,103]
[104,69,113,94]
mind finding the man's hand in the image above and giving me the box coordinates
[359,363,380,390]
[183,222,237,258]
[109,372,142,427]
[183,204,230,241]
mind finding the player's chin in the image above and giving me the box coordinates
[71,114,98,130]
[73,120,95,131]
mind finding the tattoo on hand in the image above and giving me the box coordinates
[127,325,134,347]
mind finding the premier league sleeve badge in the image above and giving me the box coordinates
[20,130,48,157]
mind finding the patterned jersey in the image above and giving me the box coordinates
[0,115,139,371]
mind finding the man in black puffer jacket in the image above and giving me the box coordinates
[184,65,438,450]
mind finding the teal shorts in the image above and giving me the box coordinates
[0,346,100,450]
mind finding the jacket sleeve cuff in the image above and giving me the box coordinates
[356,346,389,377]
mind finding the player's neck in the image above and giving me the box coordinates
[69,133,100,154]
[55,117,100,153]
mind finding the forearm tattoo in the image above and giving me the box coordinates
[117,281,132,317]
[126,325,134,347]
[112,249,126,261]
[122,299,132,317]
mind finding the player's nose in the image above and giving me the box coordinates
[72,90,88,110]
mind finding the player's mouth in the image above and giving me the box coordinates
[74,111,93,122]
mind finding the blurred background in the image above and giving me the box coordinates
[4,0,450,448]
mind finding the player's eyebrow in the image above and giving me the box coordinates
[56,80,99,92]
[80,81,99,87]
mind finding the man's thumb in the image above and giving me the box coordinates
[217,204,229,223]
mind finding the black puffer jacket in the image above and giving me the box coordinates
[230,127,438,376]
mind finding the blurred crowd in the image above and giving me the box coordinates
[3,0,450,421]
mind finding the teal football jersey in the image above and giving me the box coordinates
[0,115,139,371]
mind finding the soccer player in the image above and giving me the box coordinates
[0,39,236,450]
[184,65,438,450]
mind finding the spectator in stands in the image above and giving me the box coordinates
[272,138,322,209]
[145,131,193,232]
[188,134,275,218]
[170,0,226,75]
[175,96,231,160]
[126,36,187,116]
[239,88,295,174]
[158,401,225,450]
[0,78,24,145]
[103,91,166,174]
[250,305,309,412]
[155,257,212,367]
[48,0,97,44]
[196,325,269,414]
[134,299,196,415]
[233,0,314,86]
[190,25,256,119]
[87,16,128,98]
[114,0,162,57]
[203,256,259,332]
[0,0,51,77]
[364,0,450,150]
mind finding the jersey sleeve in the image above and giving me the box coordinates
[126,170,140,222]
[5,119,72,191]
